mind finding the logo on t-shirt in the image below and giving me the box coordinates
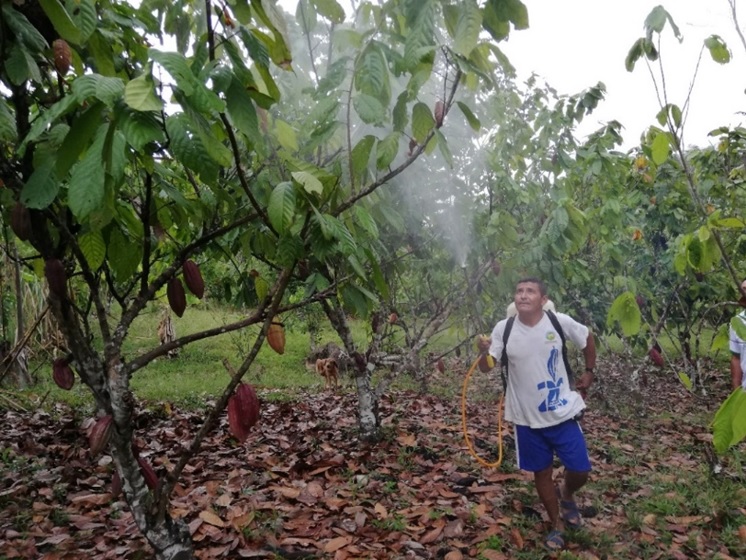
[537,348,567,413]
[545,332,556,342]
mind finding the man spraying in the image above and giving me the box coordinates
[477,277,596,551]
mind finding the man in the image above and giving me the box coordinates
[477,277,596,551]
[729,277,746,390]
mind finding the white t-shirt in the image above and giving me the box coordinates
[488,312,589,429]
[729,311,746,390]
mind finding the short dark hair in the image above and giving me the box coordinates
[516,277,547,296]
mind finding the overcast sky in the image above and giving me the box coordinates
[277,0,745,151]
[501,0,746,150]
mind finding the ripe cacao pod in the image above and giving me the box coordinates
[227,382,260,442]
[436,358,445,373]
[635,295,645,308]
[52,39,71,75]
[45,258,67,298]
[388,312,398,324]
[182,260,205,299]
[89,415,113,457]
[267,320,285,354]
[10,203,32,241]
[649,347,664,367]
[52,358,74,390]
[137,456,158,490]
[111,470,122,498]
[167,277,186,317]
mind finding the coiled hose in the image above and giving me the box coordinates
[460,354,504,468]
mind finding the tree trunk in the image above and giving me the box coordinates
[12,243,31,387]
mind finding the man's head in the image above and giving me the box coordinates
[514,277,549,316]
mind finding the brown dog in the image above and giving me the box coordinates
[316,358,339,390]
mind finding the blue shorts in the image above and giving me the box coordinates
[514,419,591,473]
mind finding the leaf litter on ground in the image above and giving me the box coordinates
[1,358,746,559]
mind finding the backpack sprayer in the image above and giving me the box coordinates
[460,263,505,468]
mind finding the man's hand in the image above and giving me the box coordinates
[575,370,594,399]
[476,335,491,353]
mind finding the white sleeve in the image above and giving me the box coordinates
[488,320,507,360]
[556,312,589,349]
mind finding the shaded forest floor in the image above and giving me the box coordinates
[2,360,746,560]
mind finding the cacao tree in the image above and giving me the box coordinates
[0,0,533,555]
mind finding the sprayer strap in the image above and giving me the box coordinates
[500,310,574,390]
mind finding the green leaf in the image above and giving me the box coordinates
[124,74,164,112]
[275,119,299,151]
[704,35,731,64]
[403,0,437,69]
[117,106,165,151]
[435,130,452,167]
[56,102,104,178]
[38,0,81,44]
[355,42,390,105]
[411,102,435,144]
[376,132,400,169]
[711,388,746,455]
[351,135,376,179]
[79,231,106,269]
[68,125,106,220]
[651,132,670,165]
[449,0,481,56]
[347,254,367,279]
[291,171,323,195]
[72,74,125,106]
[313,0,345,23]
[732,315,746,341]
[5,44,41,86]
[21,159,59,209]
[73,0,97,43]
[88,31,116,76]
[226,79,262,148]
[644,5,681,41]
[1,4,47,51]
[254,275,269,301]
[606,291,642,337]
[296,0,316,32]
[710,323,730,352]
[393,92,409,132]
[0,100,16,143]
[353,94,385,125]
[268,181,296,234]
[109,228,142,281]
[677,371,692,391]
[456,101,480,131]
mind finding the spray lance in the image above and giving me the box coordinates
[459,261,504,469]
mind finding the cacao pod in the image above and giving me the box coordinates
[89,415,113,457]
[52,39,71,75]
[649,347,664,367]
[388,312,398,324]
[52,358,74,390]
[436,359,445,373]
[45,259,67,298]
[635,295,645,308]
[227,382,260,442]
[111,470,122,498]
[137,456,158,490]
[408,138,417,156]
[353,352,366,370]
[434,100,444,127]
[167,277,186,317]
[491,260,501,277]
[267,321,285,354]
[182,259,205,299]
[10,203,32,241]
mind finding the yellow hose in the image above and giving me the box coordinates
[461,355,504,468]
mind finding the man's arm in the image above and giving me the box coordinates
[575,332,596,391]
[731,353,743,390]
